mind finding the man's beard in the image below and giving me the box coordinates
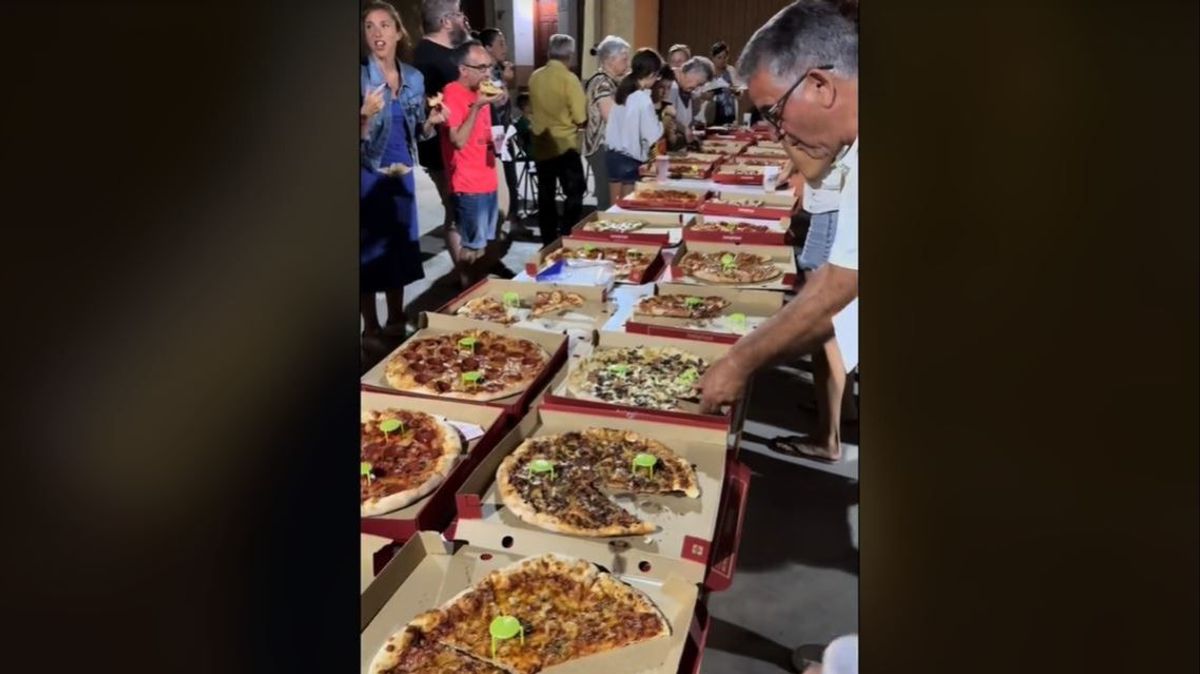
[449,25,468,46]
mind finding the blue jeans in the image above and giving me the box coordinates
[798,210,839,270]
[454,192,499,251]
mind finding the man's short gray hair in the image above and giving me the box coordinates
[738,0,858,80]
[680,56,715,82]
[420,0,460,34]
[547,33,575,61]
[595,35,630,67]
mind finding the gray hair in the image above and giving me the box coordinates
[595,35,630,67]
[681,56,715,82]
[738,0,858,79]
[420,0,460,34]
[547,33,575,61]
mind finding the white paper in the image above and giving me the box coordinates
[447,420,486,442]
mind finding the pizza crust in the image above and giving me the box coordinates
[361,414,464,517]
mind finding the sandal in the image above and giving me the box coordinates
[769,435,842,463]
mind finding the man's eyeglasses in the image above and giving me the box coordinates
[461,63,492,72]
[760,65,834,134]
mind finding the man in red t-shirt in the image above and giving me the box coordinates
[440,39,503,287]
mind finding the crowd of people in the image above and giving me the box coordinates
[360,1,858,667]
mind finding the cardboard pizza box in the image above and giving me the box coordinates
[437,277,614,333]
[682,213,793,246]
[360,532,701,674]
[697,140,750,156]
[542,330,747,433]
[737,146,790,158]
[454,404,727,587]
[361,533,396,595]
[638,160,717,181]
[665,151,725,164]
[525,237,665,286]
[661,240,799,292]
[570,210,695,246]
[359,388,511,541]
[698,189,798,220]
[360,313,569,417]
[624,282,785,345]
[615,183,711,213]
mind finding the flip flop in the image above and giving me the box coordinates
[769,435,842,464]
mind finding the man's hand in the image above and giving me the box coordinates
[361,82,386,119]
[697,352,750,414]
[473,90,502,108]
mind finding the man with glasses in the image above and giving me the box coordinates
[439,39,503,288]
[698,0,859,439]
[414,0,471,272]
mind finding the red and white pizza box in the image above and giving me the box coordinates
[737,146,790,159]
[525,237,665,285]
[358,388,511,542]
[361,533,397,595]
[637,160,717,181]
[698,189,798,220]
[570,210,695,246]
[437,277,614,332]
[615,182,711,213]
[453,402,749,591]
[624,282,785,345]
[360,313,570,418]
[682,213,793,246]
[361,531,701,674]
[661,240,799,292]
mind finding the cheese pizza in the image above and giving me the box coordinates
[676,250,783,284]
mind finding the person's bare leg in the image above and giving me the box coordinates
[609,182,623,204]
[618,182,635,198]
[811,336,847,453]
[361,293,382,336]
[381,288,406,336]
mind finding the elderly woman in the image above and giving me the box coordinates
[583,35,631,211]
[360,1,445,344]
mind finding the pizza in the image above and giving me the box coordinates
[566,345,709,411]
[543,245,652,282]
[580,218,646,233]
[496,427,701,537]
[698,142,746,155]
[531,289,586,317]
[455,296,520,325]
[426,92,444,109]
[369,554,670,674]
[728,157,788,167]
[478,79,504,96]
[753,140,783,149]
[636,293,731,318]
[739,147,788,157]
[620,188,705,209]
[690,220,772,233]
[380,162,414,177]
[361,408,463,516]
[640,161,711,179]
[710,196,767,207]
[384,329,550,401]
[677,250,783,284]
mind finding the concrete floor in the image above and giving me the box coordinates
[363,167,859,674]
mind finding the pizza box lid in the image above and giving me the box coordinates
[624,282,785,345]
[543,330,742,427]
[360,313,569,418]
[662,240,799,292]
[437,277,614,332]
[615,182,711,213]
[362,533,395,594]
[360,531,698,674]
[453,404,728,586]
[570,210,695,246]
[525,237,665,286]
[682,213,793,246]
[698,189,798,220]
[359,389,512,541]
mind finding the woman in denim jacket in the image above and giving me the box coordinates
[360,1,445,344]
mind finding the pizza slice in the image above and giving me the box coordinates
[427,92,444,109]
[455,296,521,325]
[583,428,701,498]
[368,627,506,674]
[479,80,504,96]
[690,220,772,233]
[677,251,783,284]
[530,290,586,318]
[635,293,730,319]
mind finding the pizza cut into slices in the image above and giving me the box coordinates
[368,627,506,674]
[580,218,646,233]
[530,289,586,318]
[384,329,550,401]
[566,345,709,411]
[690,219,773,233]
[635,293,731,319]
[455,296,522,325]
[361,408,464,516]
[709,196,768,207]
[676,250,783,284]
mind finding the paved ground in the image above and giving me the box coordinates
[363,166,859,674]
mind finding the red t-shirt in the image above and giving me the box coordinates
[440,81,497,194]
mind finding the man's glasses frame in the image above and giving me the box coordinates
[760,64,835,134]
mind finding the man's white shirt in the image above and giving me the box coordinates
[827,137,858,372]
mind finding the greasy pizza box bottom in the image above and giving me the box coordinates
[454,405,728,585]
[625,282,785,339]
[360,313,569,414]
[526,237,665,286]
[660,240,799,292]
[437,278,614,332]
[360,389,510,540]
[362,533,394,595]
[361,532,697,674]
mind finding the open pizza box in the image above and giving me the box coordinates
[661,240,799,292]
[361,531,702,674]
[712,158,795,188]
[697,140,750,156]
[359,388,511,541]
[570,210,696,246]
[437,277,613,336]
[665,151,725,164]
[683,212,793,246]
[615,183,711,213]
[624,282,785,345]
[542,330,749,439]
[525,237,665,286]
[638,159,717,181]
[738,145,790,158]
[360,313,569,417]
[362,533,396,594]
[452,404,729,587]
[699,189,798,220]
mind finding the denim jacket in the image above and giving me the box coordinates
[360,58,433,172]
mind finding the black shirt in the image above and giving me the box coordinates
[412,39,459,170]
